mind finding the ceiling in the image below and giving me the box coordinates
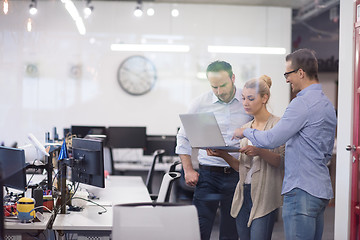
[92,0,340,22]
[93,0,313,9]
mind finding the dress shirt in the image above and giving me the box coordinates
[176,87,252,167]
[243,84,337,199]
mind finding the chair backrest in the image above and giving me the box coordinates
[112,202,200,240]
[145,149,165,194]
[157,172,181,202]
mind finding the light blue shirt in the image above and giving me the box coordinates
[176,87,252,167]
[243,84,337,199]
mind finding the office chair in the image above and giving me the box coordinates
[145,149,165,194]
[155,171,181,202]
[112,202,201,240]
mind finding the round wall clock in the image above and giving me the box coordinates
[117,55,157,96]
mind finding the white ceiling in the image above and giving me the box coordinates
[94,0,313,9]
[151,0,313,9]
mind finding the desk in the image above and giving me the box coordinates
[4,174,53,239]
[5,212,53,240]
[114,161,173,172]
[52,176,151,239]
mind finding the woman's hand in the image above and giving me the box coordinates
[206,148,228,158]
[239,145,261,156]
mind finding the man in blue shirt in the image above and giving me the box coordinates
[234,49,337,240]
[176,61,252,240]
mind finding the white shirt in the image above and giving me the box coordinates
[176,87,252,167]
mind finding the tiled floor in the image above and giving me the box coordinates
[210,206,335,240]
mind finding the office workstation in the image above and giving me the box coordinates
[2,126,183,239]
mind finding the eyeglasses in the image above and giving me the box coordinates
[283,69,299,79]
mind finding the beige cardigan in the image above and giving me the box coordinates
[231,114,285,227]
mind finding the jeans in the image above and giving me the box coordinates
[193,167,239,240]
[236,184,277,240]
[282,188,329,240]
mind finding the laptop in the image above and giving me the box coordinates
[179,112,240,151]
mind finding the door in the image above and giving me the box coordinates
[350,2,360,239]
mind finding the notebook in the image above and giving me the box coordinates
[179,112,240,151]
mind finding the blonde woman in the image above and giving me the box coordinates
[207,75,284,240]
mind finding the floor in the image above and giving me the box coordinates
[210,205,335,240]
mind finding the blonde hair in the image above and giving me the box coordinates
[244,75,272,103]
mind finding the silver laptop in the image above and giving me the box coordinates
[179,112,240,151]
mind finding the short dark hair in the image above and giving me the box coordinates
[206,60,233,79]
[286,49,319,80]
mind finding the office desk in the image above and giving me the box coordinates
[4,174,53,239]
[4,211,53,239]
[52,176,151,239]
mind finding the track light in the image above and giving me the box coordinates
[147,7,154,16]
[29,0,37,15]
[171,8,179,17]
[133,0,143,17]
[83,0,93,18]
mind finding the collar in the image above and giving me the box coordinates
[296,83,321,97]
[212,87,241,104]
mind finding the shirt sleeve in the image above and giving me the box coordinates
[175,125,192,155]
[175,98,201,156]
[244,97,309,149]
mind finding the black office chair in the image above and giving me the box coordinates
[145,149,165,195]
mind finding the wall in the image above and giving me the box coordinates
[0,1,291,146]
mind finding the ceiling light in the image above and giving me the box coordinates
[110,44,190,53]
[134,0,143,17]
[29,0,37,15]
[3,0,8,15]
[171,8,179,17]
[27,18,32,32]
[147,8,154,16]
[83,0,93,18]
[196,72,207,79]
[207,45,286,55]
[61,0,86,35]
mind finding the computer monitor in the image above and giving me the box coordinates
[71,138,105,188]
[70,126,106,138]
[106,127,146,149]
[0,146,27,191]
[143,135,177,156]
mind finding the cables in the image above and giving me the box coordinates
[71,196,107,215]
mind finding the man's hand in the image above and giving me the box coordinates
[232,127,245,140]
[184,169,199,187]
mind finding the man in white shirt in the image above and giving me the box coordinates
[176,60,252,240]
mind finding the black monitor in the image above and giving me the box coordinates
[70,125,106,138]
[143,135,177,156]
[71,138,105,188]
[0,146,26,191]
[106,127,146,149]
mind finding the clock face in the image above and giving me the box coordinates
[117,56,157,96]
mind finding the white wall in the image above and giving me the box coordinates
[0,1,291,146]
[334,0,353,239]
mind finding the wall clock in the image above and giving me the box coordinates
[117,55,157,96]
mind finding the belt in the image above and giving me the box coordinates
[199,165,234,174]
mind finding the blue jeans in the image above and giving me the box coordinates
[282,188,329,240]
[193,167,239,240]
[236,184,277,240]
